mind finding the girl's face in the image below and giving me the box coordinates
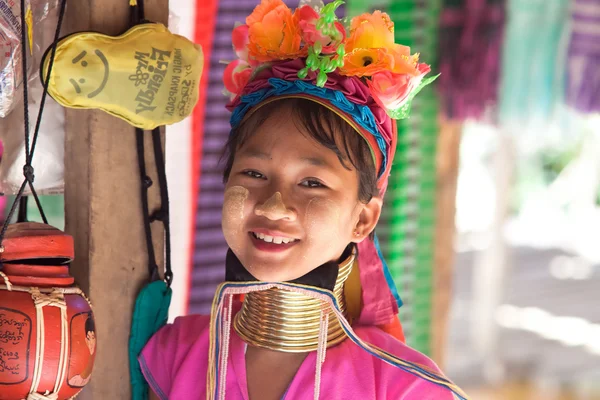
[222,107,381,282]
[86,331,96,355]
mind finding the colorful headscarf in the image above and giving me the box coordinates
[223,0,437,327]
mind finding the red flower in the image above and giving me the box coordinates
[223,59,253,99]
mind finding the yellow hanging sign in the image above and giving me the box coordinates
[41,23,203,130]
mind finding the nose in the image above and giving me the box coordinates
[255,192,297,221]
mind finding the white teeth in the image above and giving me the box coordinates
[252,232,296,245]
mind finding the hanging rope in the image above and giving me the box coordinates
[135,129,159,281]
[130,0,173,287]
[17,196,29,223]
[0,0,68,246]
[150,128,173,285]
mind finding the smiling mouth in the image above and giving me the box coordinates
[251,231,298,244]
[88,50,109,98]
[66,50,110,98]
[249,231,300,252]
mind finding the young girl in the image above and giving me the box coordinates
[140,1,467,399]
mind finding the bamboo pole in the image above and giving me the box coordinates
[471,129,514,383]
[63,1,168,399]
[431,119,462,367]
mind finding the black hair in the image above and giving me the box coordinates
[84,313,95,334]
[222,98,379,204]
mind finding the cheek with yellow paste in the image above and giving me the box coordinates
[304,197,345,245]
[221,186,249,253]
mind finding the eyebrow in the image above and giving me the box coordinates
[300,156,328,167]
[240,148,271,160]
[240,147,334,169]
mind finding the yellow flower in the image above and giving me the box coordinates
[391,47,420,75]
[342,48,394,77]
[341,11,419,77]
[246,0,301,62]
[345,11,395,51]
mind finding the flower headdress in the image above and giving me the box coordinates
[223,0,438,333]
[224,0,437,120]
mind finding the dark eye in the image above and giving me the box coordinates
[300,179,326,188]
[242,170,265,180]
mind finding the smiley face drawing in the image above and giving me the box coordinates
[68,49,110,99]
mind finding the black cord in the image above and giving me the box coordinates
[20,0,67,225]
[27,180,48,224]
[0,180,28,242]
[151,128,172,286]
[17,196,28,223]
[30,0,68,162]
[131,0,173,286]
[20,0,30,161]
[136,128,159,281]
[0,0,67,245]
[129,0,145,26]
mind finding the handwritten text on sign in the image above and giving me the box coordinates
[0,307,31,384]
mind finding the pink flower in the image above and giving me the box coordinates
[223,59,253,99]
[232,24,260,66]
[367,63,431,111]
[232,24,249,60]
[295,5,345,54]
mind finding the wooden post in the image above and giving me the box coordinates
[470,129,514,383]
[63,1,168,399]
[432,119,462,367]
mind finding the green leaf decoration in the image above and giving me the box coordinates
[319,0,344,38]
[297,0,345,86]
[388,74,440,120]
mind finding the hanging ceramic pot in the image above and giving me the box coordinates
[0,222,95,400]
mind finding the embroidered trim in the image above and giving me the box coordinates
[139,355,169,400]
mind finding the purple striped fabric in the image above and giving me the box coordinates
[438,0,505,121]
[189,0,243,314]
[567,0,600,113]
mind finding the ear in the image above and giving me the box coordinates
[351,196,383,243]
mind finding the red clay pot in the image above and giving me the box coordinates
[0,223,95,400]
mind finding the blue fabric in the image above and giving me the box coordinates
[130,280,172,400]
[230,78,389,177]
[499,0,569,124]
[374,233,403,308]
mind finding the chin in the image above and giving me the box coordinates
[241,257,308,282]
[246,265,298,282]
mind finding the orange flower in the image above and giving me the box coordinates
[246,0,301,62]
[342,11,420,77]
